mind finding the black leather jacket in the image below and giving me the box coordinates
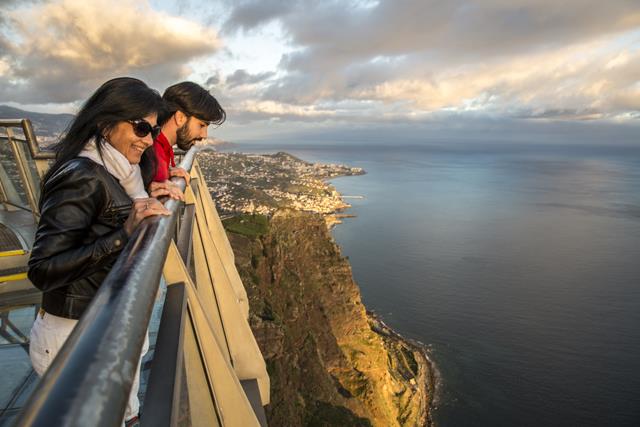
[28,157,132,319]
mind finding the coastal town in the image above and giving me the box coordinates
[195,150,364,225]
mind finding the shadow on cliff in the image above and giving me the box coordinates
[307,401,373,427]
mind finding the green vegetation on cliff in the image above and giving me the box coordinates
[223,214,269,237]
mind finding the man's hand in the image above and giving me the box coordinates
[148,180,184,202]
[124,198,171,235]
[169,167,190,184]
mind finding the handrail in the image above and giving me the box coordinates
[1,119,55,218]
[0,119,55,159]
[13,146,205,427]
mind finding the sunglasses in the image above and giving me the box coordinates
[128,119,161,139]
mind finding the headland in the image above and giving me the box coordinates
[198,149,435,426]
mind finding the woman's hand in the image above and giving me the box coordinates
[148,180,184,201]
[123,198,171,236]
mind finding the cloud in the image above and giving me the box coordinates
[217,108,640,146]
[205,73,221,87]
[224,0,640,62]
[0,0,221,104]
[0,0,43,6]
[222,0,295,34]
[220,0,640,121]
[352,39,640,116]
[2,0,638,132]
[229,35,640,122]
[225,69,275,88]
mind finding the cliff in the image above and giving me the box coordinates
[226,210,432,426]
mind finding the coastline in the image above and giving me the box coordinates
[208,149,438,425]
[229,209,435,426]
[368,311,437,427]
[322,175,362,229]
[326,170,437,426]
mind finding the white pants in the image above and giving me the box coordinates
[29,310,149,423]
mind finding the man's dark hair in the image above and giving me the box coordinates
[159,81,226,126]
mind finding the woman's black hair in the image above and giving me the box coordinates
[158,81,226,126]
[44,77,164,187]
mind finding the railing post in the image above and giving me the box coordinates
[5,127,40,217]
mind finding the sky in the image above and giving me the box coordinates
[0,0,639,144]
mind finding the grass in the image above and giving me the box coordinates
[223,213,269,237]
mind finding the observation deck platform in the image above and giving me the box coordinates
[0,119,269,426]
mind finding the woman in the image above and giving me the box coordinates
[27,77,175,426]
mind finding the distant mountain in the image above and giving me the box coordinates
[0,105,235,148]
[0,105,73,138]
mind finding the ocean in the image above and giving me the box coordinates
[227,140,640,427]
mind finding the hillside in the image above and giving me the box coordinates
[0,105,73,140]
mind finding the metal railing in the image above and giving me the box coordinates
[7,133,269,425]
[0,120,52,217]
[13,148,196,427]
[0,120,54,161]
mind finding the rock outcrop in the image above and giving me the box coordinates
[227,210,432,426]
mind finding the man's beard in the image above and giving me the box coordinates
[175,122,201,150]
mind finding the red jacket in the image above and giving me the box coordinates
[153,132,174,182]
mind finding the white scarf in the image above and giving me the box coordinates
[78,138,149,199]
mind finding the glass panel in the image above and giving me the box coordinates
[137,278,167,402]
[12,138,41,203]
[0,125,43,210]
[0,141,29,209]
[181,311,220,427]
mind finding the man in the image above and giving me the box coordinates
[153,81,226,183]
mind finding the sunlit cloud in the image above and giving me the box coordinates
[220,0,640,121]
[346,35,640,118]
[239,100,336,118]
[0,0,638,139]
[0,0,220,103]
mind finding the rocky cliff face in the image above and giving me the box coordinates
[227,210,431,426]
